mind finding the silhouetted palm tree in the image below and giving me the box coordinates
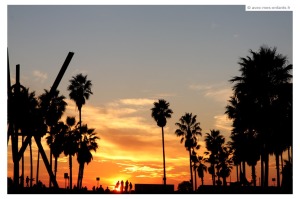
[13,89,37,187]
[230,46,292,187]
[191,150,198,190]
[63,116,80,190]
[51,122,66,179]
[151,99,173,186]
[39,89,67,186]
[175,113,202,191]
[67,73,93,188]
[217,145,233,186]
[226,95,246,184]
[245,132,260,187]
[204,129,225,186]
[196,156,207,186]
[76,124,99,188]
[191,150,207,189]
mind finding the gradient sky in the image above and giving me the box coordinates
[5,1,296,195]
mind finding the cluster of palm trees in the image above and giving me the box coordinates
[151,46,292,191]
[151,100,231,191]
[225,46,292,188]
[8,73,99,190]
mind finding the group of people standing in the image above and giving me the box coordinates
[115,180,132,193]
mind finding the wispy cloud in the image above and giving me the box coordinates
[213,114,232,138]
[205,88,232,103]
[119,98,154,106]
[189,82,232,104]
[33,70,47,83]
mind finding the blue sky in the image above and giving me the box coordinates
[7,4,293,137]
[4,1,298,195]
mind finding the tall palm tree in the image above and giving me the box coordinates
[67,73,93,187]
[151,99,173,186]
[39,89,67,186]
[191,150,207,189]
[196,156,207,186]
[225,95,250,184]
[76,124,99,188]
[269,82,292,187]
[175,113,202,191]
[24,90,39,188]
[20,89,48,188]
[204,129,225,186]
[50,122,66,180]
[63,116,80,190]
[245,131,260,187]
[230,46,293,187]
[217,145,233,186]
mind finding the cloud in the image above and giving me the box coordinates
[188,82,232,104]
[213,114,232,138]
[33,70,47,83]
[204,88,232,103]
[119,98,154,106]
[188,84,213,90]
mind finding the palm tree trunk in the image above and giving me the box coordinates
[280,152,284,181]
[290,146,292,162]
[22,135,24,187]
[161,127,166,187]
[194,166,197,191]
[80,163,85,188]
[252,165,256,186]
[36,149,40,185]
[49,149,52,188]
[77,163,81,188]
[223,176,227,186]
[261,153,264,187]
[275,153,280,187]
[217,169,220,186]
[29,139,33,187]
[242,161,246,180]
[77,162,84,189]
[236,164,239,182]
[264,152,269,187]
[287,147,290,162]
[189,149,193,191]
[212,163,216,186]
[201,177,204,186]
[12,126,19,189]
[78,108,82,189]
[69,154,72,190]
[54,157,58,180]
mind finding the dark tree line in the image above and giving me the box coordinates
[153,46,292,192]
[8,73,99,190]
[225,46,292,188]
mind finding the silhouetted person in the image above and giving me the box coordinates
[99,185,104,193]
[125,180,129,192]
[129,182,132,192]
[120,180,124,193]
[26,176,29,187]
[105,186,110,193]
[115,181,119,190]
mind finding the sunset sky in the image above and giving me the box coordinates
[4,0,298,195]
